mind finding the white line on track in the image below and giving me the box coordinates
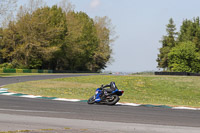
[0,91,7,92]
[20,95,42,98]
[1,92,16,95]
[117,103,141,106]
[53,98,80,102]
[0,88,8,91]
[172,107,200,110]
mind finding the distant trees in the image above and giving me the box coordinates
[0,1,115,72]
[94,16,114,71]
[157,18,177,70]
[65,11,98,71]
[157,17,200,73]
[0,5,68,69]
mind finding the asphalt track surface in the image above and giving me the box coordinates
[0,74,200,133]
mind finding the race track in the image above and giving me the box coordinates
[0,74,200,133]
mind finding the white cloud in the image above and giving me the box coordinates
[90,0,100,9]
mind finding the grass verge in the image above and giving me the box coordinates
[4,75,200,107]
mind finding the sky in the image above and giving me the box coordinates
[17,0,200,72]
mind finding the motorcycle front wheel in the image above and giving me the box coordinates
[106,95,120,105]
[87,95,95,104]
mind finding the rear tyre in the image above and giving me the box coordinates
[106,95,120,105]
[87,96,95,104]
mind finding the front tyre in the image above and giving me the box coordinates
[107,95,120,105]
[87,95,95,104]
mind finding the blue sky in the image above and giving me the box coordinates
[18,0,200,72]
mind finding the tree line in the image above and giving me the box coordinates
[157,17,200,73]
[0,0,115,72]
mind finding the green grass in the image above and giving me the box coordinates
[5,75,200,107]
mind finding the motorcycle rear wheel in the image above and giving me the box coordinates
[106,95,120,105]
[87,96,95,104]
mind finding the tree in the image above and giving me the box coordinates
[157,18,177,70]
[0,1,115,72]
[65,11,99,71]
[93,16,114,71]
[168,41,200,72]
[0,28,3,64]
[0,5,68,69]
[178,17,200,51]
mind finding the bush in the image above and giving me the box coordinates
[168,41,200,72]
[0,63,14,69]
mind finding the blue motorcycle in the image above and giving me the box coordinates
[87,82,124,105]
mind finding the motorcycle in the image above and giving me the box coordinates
[87,82,124,105]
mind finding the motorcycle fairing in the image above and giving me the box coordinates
[95,88,103,102]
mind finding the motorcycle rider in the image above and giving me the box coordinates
[100,81,118,100]
[88,81,123,104]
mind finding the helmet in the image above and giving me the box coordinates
[110,82,117,90]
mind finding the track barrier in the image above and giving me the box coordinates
[0,68,94,73]
[155,72,200,76]
[0,68,53,73]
